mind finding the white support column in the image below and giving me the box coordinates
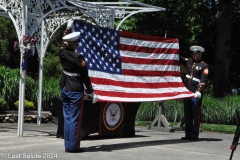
[146,101,174,132]
[17,0,27,137]
[17,76,22,136]
[37,20,45,125]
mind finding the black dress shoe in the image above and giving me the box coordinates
[56,135,64,139]
[190,137,199,141]
[65,148,85,153]
[181,137,191,140]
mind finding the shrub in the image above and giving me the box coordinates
[202,94,240,125]
[136,102,159,121]
[0,97,7,112]
[0,65,61,112]
[14,99,35,111]
[136,94,240,126]
[25,75,38,106]
[164,100,184,122]
[42,78,61,112]
[136,100,184,122]
[0,66,19,109]
[201,94,222,124]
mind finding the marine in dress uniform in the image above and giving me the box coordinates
[58,32,98,153]
[180,46,209,141]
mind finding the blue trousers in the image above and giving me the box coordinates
[183,97,202,138]
[61,87,84,150]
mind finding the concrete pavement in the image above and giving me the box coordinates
[0,122,239,160]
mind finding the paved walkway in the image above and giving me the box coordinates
[0,123,239,160]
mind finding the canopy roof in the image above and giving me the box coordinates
[0,0,166,136]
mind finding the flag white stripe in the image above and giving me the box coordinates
[98,94,194,102]
[120,51,179,60]
[122,63,180,72]
[93,85,188,93]
[89,70,182,83]
[120,37,179,49]
[74,20,194,102]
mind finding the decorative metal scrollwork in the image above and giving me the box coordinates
[0,0,115,56]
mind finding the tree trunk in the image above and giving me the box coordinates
[213,0,232,97]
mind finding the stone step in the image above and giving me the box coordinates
[0,111,52,123]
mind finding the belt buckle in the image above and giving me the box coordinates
[190,75,193,79]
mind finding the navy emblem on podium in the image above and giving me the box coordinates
[103,102,124,131]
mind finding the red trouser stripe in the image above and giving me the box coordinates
[77,92,84,149]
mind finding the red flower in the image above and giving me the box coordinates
[14,41,19,51]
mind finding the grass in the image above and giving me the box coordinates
[201,123,237,134]
[135,121,238,134]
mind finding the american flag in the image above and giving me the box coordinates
[74,20,194,102]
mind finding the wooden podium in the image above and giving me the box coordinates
[52,98,141,138]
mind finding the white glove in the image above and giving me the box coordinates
[83,84,88,95]
[194,92,201,100]
[89,92,98,104]
[67,19,74,29]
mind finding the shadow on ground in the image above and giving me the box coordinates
[84,138,223,152]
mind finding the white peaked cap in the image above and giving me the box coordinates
[190,46,205,52]
[62,32,80,41]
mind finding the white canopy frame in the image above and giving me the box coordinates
[0,0,165,137]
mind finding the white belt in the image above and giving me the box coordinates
[186,74,200,82]
[63,70,81,77]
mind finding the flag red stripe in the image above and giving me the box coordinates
[122,57,179,65]
[122,70,180,76]
[95,90,192,98]
[91,77,185,88]
[73,20,194,102]
[120,44,179,54]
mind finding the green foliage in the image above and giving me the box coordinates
[46,25,65,56]
[0,65,39,109]
[25,75,38,104]
[43,53,62,78]
[0,17,19,67]
[0,39,10,62]
[0,97,7,112]
[0,65,60,111]
[201,123,237,134]
[135,121,152,126]
[201,94,223,124]
[204,80,214,95]
[136,95,240,126]
[14,99,35,111]
[0,66,20,109]
[42,77,61,111]
[164,100,184,122]
[115,18,138,31]
[136,100,184,122]
[135,121,238,134]
[202,95,240,125]
[133,0,216,57]
[136,102,159,121]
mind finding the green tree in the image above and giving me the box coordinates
[0,17,19,68]
[228,0,240,90]
[43,53,62,78]
[213,0,233,97]
[132,0,239,97]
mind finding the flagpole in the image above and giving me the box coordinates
[164,30,167,38]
